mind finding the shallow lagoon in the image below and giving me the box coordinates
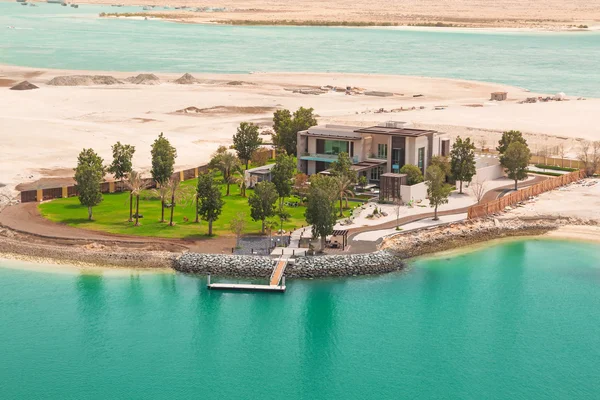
[1,2,600,96]
[1,239,599,399]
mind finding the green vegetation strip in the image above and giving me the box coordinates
[526,169,563,177]
[534,164,578,172]
[39,179,307,239]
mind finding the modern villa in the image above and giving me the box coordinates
[297,121,451,183]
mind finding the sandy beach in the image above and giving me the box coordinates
[1,64,598,199]
[79,0,600,30]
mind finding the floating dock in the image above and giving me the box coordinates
[207,256,288,293]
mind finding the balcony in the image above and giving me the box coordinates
[300,153,359,163]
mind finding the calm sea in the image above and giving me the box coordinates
[1,2,599,97]
[1,239,599,399]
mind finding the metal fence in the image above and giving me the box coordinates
[467,169,586,219]
[20,164,208,203]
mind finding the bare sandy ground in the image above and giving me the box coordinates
[1,64,599,198]
[82,0,600,29]
[508,178,600,220]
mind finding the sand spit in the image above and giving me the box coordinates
[10,81,38,91]
[47,75,123,86]
[175,105,277,115]
[126,73,161,85]
[174,73,198,84]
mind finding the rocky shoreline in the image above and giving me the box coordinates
[1,217,598,277]
[381,216,599,259]
[174,251,404,278]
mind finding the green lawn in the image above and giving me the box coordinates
[39,179,309,239]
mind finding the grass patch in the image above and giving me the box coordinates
[39,178,307,239]
[534,164,578,172]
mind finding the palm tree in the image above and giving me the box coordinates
[125,171,150,226]
[234,164,247,197]
[333,175,355,217]
[151,184,169,223]
[212,151,240,196]
[165,177,195,226]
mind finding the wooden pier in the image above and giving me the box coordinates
[207,256,288,293]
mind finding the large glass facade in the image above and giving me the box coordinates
[320,140,349,155]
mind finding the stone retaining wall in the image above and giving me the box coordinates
[381,216,598,259]
[174,250,404,278]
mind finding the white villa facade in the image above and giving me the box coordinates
[297,121,452,183]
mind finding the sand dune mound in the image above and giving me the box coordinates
[126,74,161,85]
[176,105,276,115]
[174,73,198,84]
[10,81,39,90]
[47,75,122,86]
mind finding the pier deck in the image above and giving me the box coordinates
[206,256,289,293]
[207,283,286,292]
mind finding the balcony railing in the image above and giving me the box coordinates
[301,153,359,163]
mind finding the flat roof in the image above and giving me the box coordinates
[381,173,407,178]
[302,125,363,140]
[354,126,436,137]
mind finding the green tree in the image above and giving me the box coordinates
[74,148,105,220]
[399,164,424,185]
[429,155,451,179]
[165,176,194,227]
[425,165,453,221]
[333,175,355,216]
[272,107,317,156]
[271,153,296,208]
[233,122,262,170]
[230,212,247,248]
[497,130,527,154]
[108,142,136,221]
[197,173,224,236]
[248,181,278,234]
[500,141,531,190]
[151,133,177,223]
[209,149,240,196]
[358,174,368,190]
[330,152,357,182]
[125,170,149,226]
[305,175,337,251]
[450,137,477,193]
[276,204,291,238]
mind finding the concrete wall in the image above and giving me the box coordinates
[400,181,428,202]
[471,163,505,183]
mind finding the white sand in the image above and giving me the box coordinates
[81,0,600,29]
[507,179,600,220]
[1,65,599,196]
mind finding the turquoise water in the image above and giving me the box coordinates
[1,2,600,97]
[1,239,600,399]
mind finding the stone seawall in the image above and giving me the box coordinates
[381,216,598,259]
[175,251,404,278]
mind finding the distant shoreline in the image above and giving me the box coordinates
[96,13,598,33]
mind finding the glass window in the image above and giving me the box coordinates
[324,140,349,155]
[418,147,425,172]
[377,144,388,159]
[370,166,383,181]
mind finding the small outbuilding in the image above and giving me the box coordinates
[490,91,507,101]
